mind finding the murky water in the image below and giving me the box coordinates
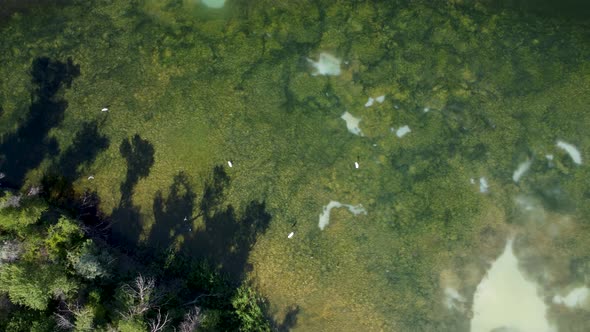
[1,0,590,331]
[471,239,554,332]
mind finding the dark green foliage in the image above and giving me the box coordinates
[231,285,271,332]
[45,216,84,258]
[0,262,76,310]
[0,193,48,233]
[0,194,271,330]
[4,309,56,332]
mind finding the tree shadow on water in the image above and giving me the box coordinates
[192,166,271,279]
[274,305,300,332]
[147,165,272,281]
[190,199,272,278]
[0,57,80,189]
[0,57,114,234]
[50,121,109,181]
[110,135,155,247]
[119,134,155,203]
[147,171,196,249]
[199,164,230,216]
[133,165,298,328]
[42,120,110,207]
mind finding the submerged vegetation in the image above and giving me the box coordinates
[0,0,589,331]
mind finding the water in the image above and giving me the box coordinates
[1,1,590,331]
[471,239,554,332]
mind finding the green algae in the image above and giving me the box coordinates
[1,0,590,331]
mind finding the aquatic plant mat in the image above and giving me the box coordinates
[1,0,590,330]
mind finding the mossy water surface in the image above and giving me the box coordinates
[1,1,590,331]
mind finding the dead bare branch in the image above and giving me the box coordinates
[54,299,87,330]
[178,306,202,332]
[120,274,159,318]
[148,308,170,332]
[54,313,75,330]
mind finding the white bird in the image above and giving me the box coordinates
[101,107,109,112]
[227,160,233,168]
[288,231,295,239]
[354,161,359,169]
[87,175,95,180]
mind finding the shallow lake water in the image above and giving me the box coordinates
[471,239,554,332]
[1,0,590,331]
